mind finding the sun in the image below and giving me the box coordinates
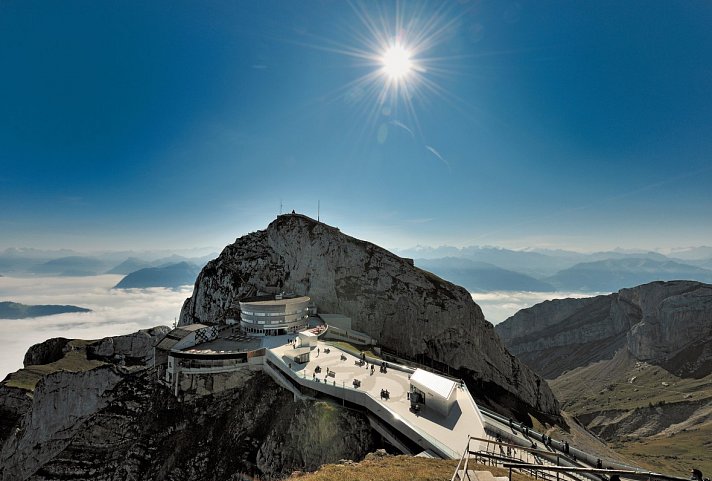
[381,44,412,80]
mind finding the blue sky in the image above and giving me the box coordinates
[1,0,710,253]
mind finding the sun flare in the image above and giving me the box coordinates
[381,44,412,80]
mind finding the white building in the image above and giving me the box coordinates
[409,368,457,417]
[239,295,310,336]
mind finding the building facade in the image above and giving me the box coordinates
[239,295,311,336]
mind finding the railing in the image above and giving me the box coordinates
[452,436,587,481]
[501,464,692,481]
[479,407,642,476]
[264,347,460,459]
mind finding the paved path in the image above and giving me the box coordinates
[268,340,487,458]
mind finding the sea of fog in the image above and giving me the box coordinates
[473,291,600,325]
[0,275,191,380]
[0,275,600,380]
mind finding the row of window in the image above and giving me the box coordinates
[241,308,306,317]
[249,315,308,325]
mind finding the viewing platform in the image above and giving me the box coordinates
[265,339,488,459]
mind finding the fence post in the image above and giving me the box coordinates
[508,467,512,481]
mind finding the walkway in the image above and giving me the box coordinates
[267,340,488,459]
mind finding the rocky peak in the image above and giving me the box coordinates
[179,214,559,415]
[496,280,712,379]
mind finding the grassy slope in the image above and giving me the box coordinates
[551,349,712,414]
[549,349,712,475]
[3,340,105,391]
[284,455,534,481]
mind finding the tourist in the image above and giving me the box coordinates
[596,459,603,469]
[691,469,703,481]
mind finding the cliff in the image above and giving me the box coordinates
[0,330,377,480]
[495,280,712,379]
[179,214,558,415]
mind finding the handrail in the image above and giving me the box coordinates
[264,348,460,459]
[479,407,642,474]
[501,464,692,481]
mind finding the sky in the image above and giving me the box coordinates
[1,0,711,253]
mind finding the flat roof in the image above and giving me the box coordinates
[299,330,318,338]
[410,368,457,400]
[240,296,310,307]
[289,347,311,355]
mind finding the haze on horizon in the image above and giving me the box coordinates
[1,1,711,254]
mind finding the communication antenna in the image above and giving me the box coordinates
[317,200,320,222]
[279,199,283,215]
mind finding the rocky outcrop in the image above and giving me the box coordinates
[179,214,558,415]
[23,338,70,367]
[496,281,712,378]
[87,326,171,366]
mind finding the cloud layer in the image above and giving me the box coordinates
[473,291,600,325]
[0,275,191,380]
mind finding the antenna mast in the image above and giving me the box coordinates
[279,199,283,215]
[317,200,320,222]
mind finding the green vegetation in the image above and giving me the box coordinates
[284,455,535,481]
[325,340,381,360]
[4,340,105,391]
[551,354,712,414]
[615,426,712,475]
[550,351,712,476]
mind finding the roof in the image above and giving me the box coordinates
[290,347,311,356]
[299,330,318,338]
[410,369,457,400]
[240,296,310,307]
[155,323,207,351]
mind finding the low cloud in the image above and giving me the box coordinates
[0,275,191,380]
[473,290,601,325]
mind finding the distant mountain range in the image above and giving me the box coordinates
[3,245,712,294]
[415,258,554,292]
[544,258,712,292]
[114,262,200,289]
[0,249,216,277]
[0,301,91,319]
[395,245,712,293]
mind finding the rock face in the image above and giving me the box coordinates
[179,214,558,415]
[0,331,377,481]
[496,281,712,379]
[86,326,171,366]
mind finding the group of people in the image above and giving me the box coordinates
[380,388,390,400]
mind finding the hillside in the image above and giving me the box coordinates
[114,262,200,289]
[0,301,91,319]
[496,281,712,474]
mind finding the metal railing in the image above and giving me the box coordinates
[452,436,587,481]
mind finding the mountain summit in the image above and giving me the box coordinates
[179,214,558,415]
